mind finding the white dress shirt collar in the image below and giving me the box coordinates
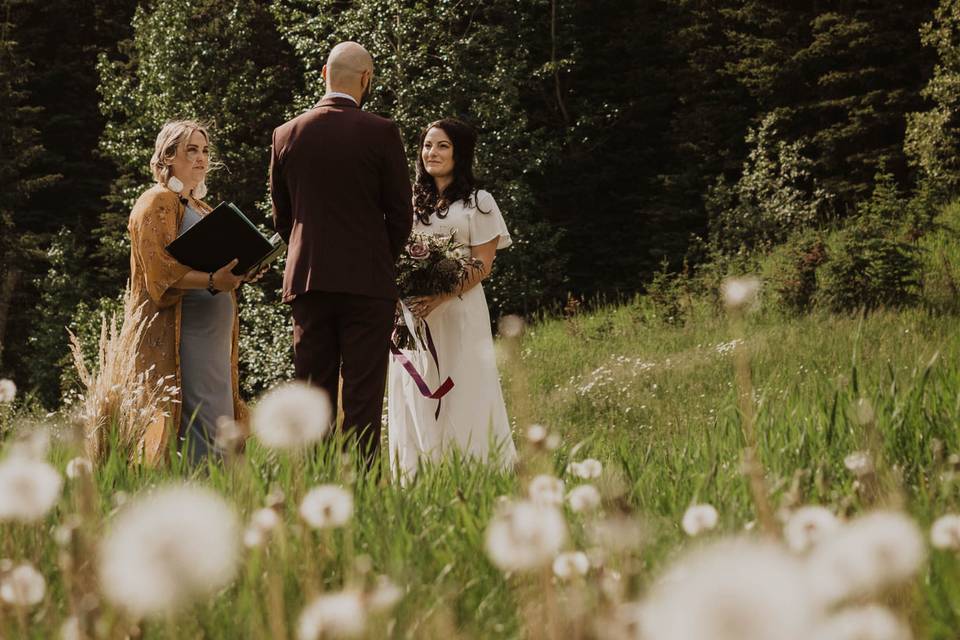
[323,91,359,105]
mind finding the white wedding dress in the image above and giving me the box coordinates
[388,190,518,480]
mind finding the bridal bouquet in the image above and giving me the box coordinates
[394,232,482,349]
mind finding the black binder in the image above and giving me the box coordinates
[165,201,285,277]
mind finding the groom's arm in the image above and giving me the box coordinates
[270,128,292,244]
[380,122,414,260]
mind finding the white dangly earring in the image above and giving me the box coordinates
[193,181,207,199]
[167,175,185,194]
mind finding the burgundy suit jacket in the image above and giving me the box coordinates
[270,96,414,302]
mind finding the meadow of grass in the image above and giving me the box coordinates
[0,295,959,638]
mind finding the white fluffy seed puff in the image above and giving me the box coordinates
[806,511,925,606]
[681,504,719,536]
[567,484,601,513]
[784,506,841,554]
[297,590,366,640]
[641,539,819,640]
[300,485,354,529]
[930,514,960,551]
[721,276,761,310]
[553,551,590,580]
[485,500,568,572]
[0,378,16,403]
[252,382,332,449]
[0,563,46,607]
[0,455,62,523]
[528,474,565,506]
[568,458,602,479]
[98,485,241,617]
[813,605,911,640]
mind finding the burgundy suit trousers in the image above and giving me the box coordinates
[291,291,395,461]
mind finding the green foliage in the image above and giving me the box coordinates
[707,113,833,254]
[762,229,827,313]
[918,201,960,312]
[237,282,293,397]
[815,171,922,312]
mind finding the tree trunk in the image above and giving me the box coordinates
[0,267,21,367]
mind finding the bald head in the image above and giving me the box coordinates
[323,41,374,100]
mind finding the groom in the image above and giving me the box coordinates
[270,41,413,462]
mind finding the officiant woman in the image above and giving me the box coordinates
[128,119,247,464]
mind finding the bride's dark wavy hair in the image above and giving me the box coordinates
[413,118,491,225]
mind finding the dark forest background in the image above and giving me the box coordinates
[4,0,960,406]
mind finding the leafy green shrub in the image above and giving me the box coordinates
[646,260,690,325]
[814,171,921,312]
[762,229,827,313]
[918,201,960,312]
[237,284,293,398]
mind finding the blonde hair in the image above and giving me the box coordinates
[149,120,214,185]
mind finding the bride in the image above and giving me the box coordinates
[387,118,518,479]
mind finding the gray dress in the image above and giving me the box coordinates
[178,204,236,463]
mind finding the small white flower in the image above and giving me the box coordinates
[844,451,874,476]
[0,563,46,607]
[65,457,93,480]
[99,485,241,617]
[681,504,718,536]
[721,276,761,310]
[0,456,63,523]
[0,379,16,403]
[297,590,366,640]
[252,382,331,449]
[485,500,567,572]
[813,605,911,640]
[807,511,925,605]
[528,474,565,506]
[368,575,403,613]
[642,539,817,640]
[567,484,601,513]
[568,458,602,479]
[553,551,589,580]
[784,506,841,554]
[526,424,548,444]
[300,485,354,529]
[931,514,960,550]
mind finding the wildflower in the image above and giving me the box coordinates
[528,474,565,506]
[0,563,45,607]
[0,379,15,403]
[813,605,911,640]
[681,504,718,536]
[844,451,874,477]
[642,539,817,640]
[807,511,925,605]
[300,485,354,529]
[930,514,960,551]
[251,382,331,449]
[65,457,93,480]
[498,314,525,338]
[721,276,761,310]
[0,456,63,523]
[297,590,366,640]
[553,551,589,580]
[567,484,601,513]
[568,458,602,479]
[485,500,567,572]
[368,575,403,613]
[784,506,841,554]
[99,485,240,617]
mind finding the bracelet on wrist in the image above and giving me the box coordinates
[207,271,218,295]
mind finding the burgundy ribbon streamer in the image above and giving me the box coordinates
[391,320,453,419]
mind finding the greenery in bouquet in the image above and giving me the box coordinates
[393,233,483,349]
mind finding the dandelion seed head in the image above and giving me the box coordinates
[297,590,366,640]
[567,484,601,513]
[0,379,16,403]
[252,382,331,449]
[525,424,547,444]
[485,500,567,572]
[784,506,841,554]
[299,485,354,529]
[642,539,817,640]
[553,551,589,580]
[721,276,761,311]
[568,458,602,479]
[65,457,93,480]
[682,504,719,536]
[528,474,565,506]
[813,605,911,640]
[0,563,46,607]
[844,451,874,477]
[60,616,81,640]
[930,514,960,551]
[0,456,63,523]
[251,507,280,532]
[807,511,925,605]
[368,575,403,613]
[498,314,525,338]
[99,485,240,617]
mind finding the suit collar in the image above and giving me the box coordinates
[315,95,360,109]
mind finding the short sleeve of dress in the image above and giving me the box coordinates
[467,190,513,249]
